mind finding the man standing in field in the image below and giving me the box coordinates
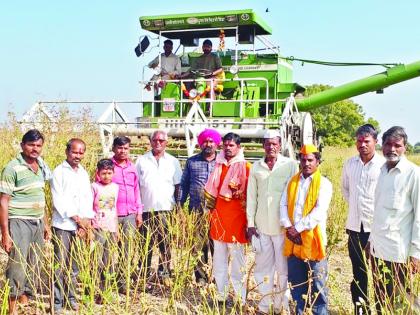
[369,126,420,314]
[341,124,385,314]
[179,128,221,284]
[50,138,94,312]
[280,144,332,315]
[0,129,51,315]
[205,132,250,305]
[136,130,182,281]
[111,136,143,293]
[246,130,298,314]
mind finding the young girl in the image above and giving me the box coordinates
[91,158,119,304]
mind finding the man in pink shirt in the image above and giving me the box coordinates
[111,136,143,294]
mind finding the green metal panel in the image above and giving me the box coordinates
[159,83,181,117]
[143,102,152,117]
[213,86,260,117]
[212,101,239,117]
[140,10,271,36]
[277,58,293,83]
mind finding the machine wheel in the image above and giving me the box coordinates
[282,135,296,159]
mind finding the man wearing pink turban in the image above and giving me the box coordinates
[197,128,222,148]
[179,128,221,285]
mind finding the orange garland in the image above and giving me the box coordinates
[218,29,225,51]
[181,83,211,100]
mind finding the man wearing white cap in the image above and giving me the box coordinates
[280,144,332,315]
[246,130,298,314]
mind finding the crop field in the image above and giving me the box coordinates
[0,111,419,314]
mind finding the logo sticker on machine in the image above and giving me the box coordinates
[163,98,176,112]
[186,18,199,25]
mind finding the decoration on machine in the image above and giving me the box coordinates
[163,98,176,112]
[181,82,211,101]
[218,29,225,51]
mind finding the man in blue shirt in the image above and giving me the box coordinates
[179,128,221,284]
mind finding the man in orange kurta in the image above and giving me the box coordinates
[204,132,250,304]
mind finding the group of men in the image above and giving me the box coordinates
[0,124,418,315]
[145,38,223,97]
[342,124,419,314]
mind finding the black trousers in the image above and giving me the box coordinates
[371,257,409,315]
[347,226,370,314]
[139,211,171,276]
[52,228,77,307]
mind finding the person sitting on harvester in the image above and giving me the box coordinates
[145,39,181,93]
[180,39,224,97]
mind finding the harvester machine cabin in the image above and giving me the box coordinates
[124,9,308,158]
[122,9,420,158]
[104,9,420,158]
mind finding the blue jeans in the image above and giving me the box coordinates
[288,255,328,315]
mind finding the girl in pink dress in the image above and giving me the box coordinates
[91,159,119,304]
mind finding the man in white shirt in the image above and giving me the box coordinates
[136,130,182,281]
[369,126,420,314]
[145,39,181,92]
[341,124,385,314]
[246,130,298,314]
[50,138,94,312]
[280,144,332,315]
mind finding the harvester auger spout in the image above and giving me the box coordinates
[295,60,420,111]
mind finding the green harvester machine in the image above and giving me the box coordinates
[108,9,420,158]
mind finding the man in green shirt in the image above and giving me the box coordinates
[181,39,223,80]
[180,39,224,99]
[0,129,51,315]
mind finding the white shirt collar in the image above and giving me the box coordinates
[381,155,409,173]
[62,160,84,172]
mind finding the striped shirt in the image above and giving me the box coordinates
[0,154,49,219]
[341,153,385,232]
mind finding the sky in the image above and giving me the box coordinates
[1,1,419,143]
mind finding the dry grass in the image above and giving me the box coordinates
[0,110,419,314]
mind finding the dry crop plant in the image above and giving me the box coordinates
[0,109,419,314]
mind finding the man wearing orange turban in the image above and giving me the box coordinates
[280,144,332,314]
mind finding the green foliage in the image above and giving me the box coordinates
[305,84,380,147]
[406,142,414,154]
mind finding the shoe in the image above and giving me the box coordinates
[67,299,79,311]
[274,308,289,315]
[95,295,104,305]
[145,283,153,293]
[215,293,227,304]
[158,270,172,287]
[53,303,64,314]
[118,286,128,295]
[158,270,171,279]
[197,278,207,287]
[18,294,29,305]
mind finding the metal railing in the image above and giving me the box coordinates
[140,76,271,119]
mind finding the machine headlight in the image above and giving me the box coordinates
[153,20,164,27]
[189,89,198,98]
[230,65,239,74]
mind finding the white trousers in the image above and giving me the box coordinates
[212,240,246,303]
[254,233,289,313]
